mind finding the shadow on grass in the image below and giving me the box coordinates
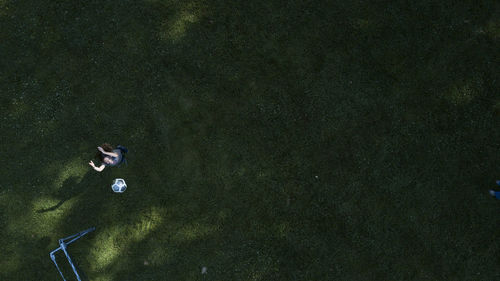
[37,176,82,213]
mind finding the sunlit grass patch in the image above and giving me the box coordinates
[89,207,164,270]
[159,2,203,42]
[162,11,198,41]
[172,221,217,242]
[129,206,165,241]
[89,226,122,271]
[446,76,483,106]
[449,84,475,105]
[1,193,77,260]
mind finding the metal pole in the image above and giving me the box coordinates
[49,227,96,281]
[60,241,83,281]
[50,250,66,281]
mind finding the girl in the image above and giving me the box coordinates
[89,143,127,172]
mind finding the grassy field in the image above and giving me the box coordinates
[1,0,499,280]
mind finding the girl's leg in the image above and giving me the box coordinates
[495,191,500,200]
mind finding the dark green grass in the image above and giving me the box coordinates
[1,0,499,280]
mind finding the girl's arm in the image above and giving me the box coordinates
[89,161,106,172]
[98,147,119,158]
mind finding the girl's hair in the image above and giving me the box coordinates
[96,143,114,161]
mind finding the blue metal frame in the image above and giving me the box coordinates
[50,227,96,281]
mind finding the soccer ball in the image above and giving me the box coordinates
[111,178,127,193]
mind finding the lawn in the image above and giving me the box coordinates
[0,0,499,280]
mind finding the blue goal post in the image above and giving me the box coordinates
[49,227,96,281]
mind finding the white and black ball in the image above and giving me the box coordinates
[111,178,127,193]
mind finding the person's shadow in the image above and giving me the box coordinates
[37,171,98,213]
